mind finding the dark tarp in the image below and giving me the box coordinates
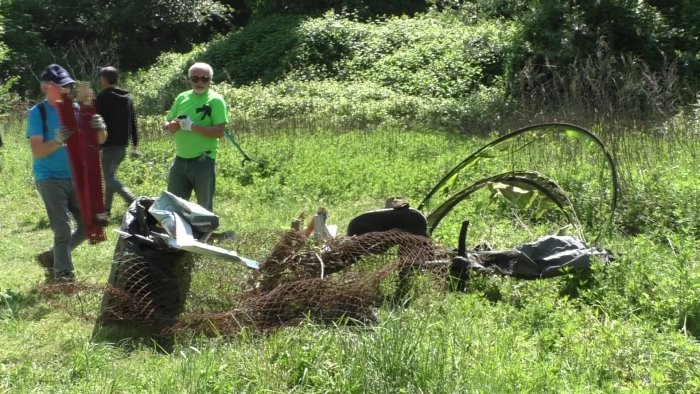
[457,235,610,280]
[92,196,193,350]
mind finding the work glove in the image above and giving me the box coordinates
[130,148,141,158]
[177,116,193,131]
[54,126,72,144]
[90,114,106,130]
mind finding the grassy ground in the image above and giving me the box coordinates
[1,118,699,393]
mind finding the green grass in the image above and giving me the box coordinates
[1,118,700,393]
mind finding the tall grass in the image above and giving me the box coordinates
[1,114,699,392]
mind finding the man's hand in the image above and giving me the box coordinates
[54,126,72,144]
[130,148,141,158]
[90,114,106,130]
[164,120,180,134]
[91,115,108,144]
[177,116,194,131]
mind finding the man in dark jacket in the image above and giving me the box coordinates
[97,66,138,216]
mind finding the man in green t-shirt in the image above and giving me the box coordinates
[163,62,228,211]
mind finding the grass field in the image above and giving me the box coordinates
[1,117,699,393]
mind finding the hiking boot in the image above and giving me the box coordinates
[35,250,54,283]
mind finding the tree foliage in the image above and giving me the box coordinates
[0,0,236,93]
[514,0,671,68]
[0,11,19,113]
[2,0,700,110]
[247,0,428,19]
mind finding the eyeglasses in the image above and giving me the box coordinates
[189,76,211,83]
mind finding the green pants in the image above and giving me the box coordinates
[167,155,216,211]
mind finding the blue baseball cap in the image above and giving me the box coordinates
[41,64,75,86]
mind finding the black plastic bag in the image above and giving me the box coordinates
[92,196,193,351]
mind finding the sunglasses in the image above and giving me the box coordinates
[189,76,211,83]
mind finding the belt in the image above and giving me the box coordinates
[176,151,212,162]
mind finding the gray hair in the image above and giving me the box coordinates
[188,62,213,78]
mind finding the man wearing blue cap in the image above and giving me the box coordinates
[28,64,107,283]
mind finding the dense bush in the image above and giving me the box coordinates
[213,79,507,133]
[133,9,515,132]
[508,0,699,101]
[288,11,516,98]
[649,0,700,88]
[128,45,208,114]
[0,0,54,85]
[201,14,302,85]
[0,14,19,115]
[127,1,700,132]
[247,0,428,19]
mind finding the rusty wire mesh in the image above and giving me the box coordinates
[93,229,451,339]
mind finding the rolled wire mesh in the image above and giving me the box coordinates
[92,250,193,344]
[173,230,451,335]
[86,228,451,340]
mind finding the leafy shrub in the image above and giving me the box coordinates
[130,9,515,130]
[126,4,696,134]
[214,78,507,133]
[0,0,235,97]
[289,12,371,79]
[511,0,671,71]
[290,11,516,98]
[201,14,303,85]
[0,15,20,115]
[0,1,54,90]
[248,0,428,19]
[126,45,207,115]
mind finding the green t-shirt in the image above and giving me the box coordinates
[166,89,228,159]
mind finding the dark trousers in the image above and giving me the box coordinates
[101,146,135,213]
[167,155,216,211]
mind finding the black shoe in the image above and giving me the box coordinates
[54,271,75,284]
[53,272,77,294]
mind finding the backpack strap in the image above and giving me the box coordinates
[37,101,48,141]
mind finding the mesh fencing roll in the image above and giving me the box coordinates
[96,228,450,339]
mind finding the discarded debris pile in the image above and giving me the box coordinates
[91,196,194,346]
[90,123,618,342]
[172,229,450,335]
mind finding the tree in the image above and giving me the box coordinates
[0,0,236,94]
[98,0,235,69]
[0,11,20,114]
[247,0,428,19]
